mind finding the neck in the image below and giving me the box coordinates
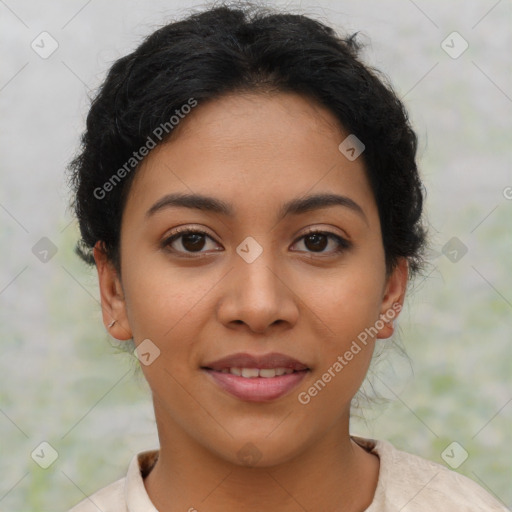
[144,405,379,512]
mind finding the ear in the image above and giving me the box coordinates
[376,257,408,339]
[93,241,132,341]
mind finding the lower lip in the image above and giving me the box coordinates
[203,369,309,402]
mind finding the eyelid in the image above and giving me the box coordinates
[162,224,217,242]
[300,224,350,241]
[160,225,220,253]
[294,227,352,253]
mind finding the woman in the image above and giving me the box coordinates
[67,3,507,510]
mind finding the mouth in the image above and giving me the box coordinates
[206,367,300,377]
[201,352,310,402]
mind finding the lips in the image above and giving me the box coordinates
[201,352,310,402]
[202,352,309,372]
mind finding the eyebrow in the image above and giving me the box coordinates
[146,192,368,225]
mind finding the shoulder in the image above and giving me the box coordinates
[67,477,126,512]
[353,437,508,512]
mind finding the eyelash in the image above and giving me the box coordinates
[160,226,351,257]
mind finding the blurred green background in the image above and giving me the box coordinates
[0,0,510,510]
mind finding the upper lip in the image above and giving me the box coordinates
[202,352,309,371]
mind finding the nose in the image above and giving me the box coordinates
[216,245,299,334]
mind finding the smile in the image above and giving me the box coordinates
[216,367,295,377]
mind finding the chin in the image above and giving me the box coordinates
[209,430,310,469]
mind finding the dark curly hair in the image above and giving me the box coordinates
[68,1,428,279]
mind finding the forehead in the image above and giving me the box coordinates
[123,91,376,223]
[181,92,346,161]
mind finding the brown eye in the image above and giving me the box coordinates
[180,232,207,252]
[292,230,351,255]
[304,233,328,252]
[162,229,220,255]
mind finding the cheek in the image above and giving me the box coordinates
[121,259,218,382]
[304,262,385,389]
[297,278,381,418]
[306,262,385,338]
[122,253,210,341]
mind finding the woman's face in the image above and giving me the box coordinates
[96,91,407,466]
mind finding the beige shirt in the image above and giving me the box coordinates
[68,437,508,511]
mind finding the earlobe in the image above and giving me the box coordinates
[376,258,409,339]
[93,241,133,341]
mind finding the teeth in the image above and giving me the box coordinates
[225,367,295,378]
[241,368,259,378]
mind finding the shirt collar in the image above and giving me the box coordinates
[125,449,160,512]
